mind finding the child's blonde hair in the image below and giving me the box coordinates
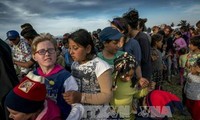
[31,33,57,54]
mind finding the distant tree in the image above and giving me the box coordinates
[177,20,187,26]
[187,23,191,28]
[171,22,174,27]
[147,27,151,33]
[177,20,191,27]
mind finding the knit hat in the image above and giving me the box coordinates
[5,72,46,113]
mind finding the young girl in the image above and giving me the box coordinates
[186,36,200,72]
[172,31,187,75]
[62,29,113,119]
[182,36,200,109]
[150,34,164,90]
[111,52,148,119]
[98,26,124,68]
[184,58,200,120]
[179,48,188,85]
[31,33,80,119]
[173,31,187,53]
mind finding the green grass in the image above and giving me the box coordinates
[162,76,192,120]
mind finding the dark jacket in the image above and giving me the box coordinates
[0,39,19,120]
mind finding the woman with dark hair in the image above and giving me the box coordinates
[122,9,152,81]
[150,34,164,90]
[63,29,113,119]
[109,17,149,88]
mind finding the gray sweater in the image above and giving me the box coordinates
[184,73,200,100]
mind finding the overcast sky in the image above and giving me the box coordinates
[0,0,200,40]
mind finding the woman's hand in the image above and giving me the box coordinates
[63,91,82,104]
[138,77,149,88]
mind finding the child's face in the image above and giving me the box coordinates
[189,43,198,52]
[120,69,134,82]
[174,34,180,39]
[191,65,200,74]
[7,107,32,120]
[64,43,69,48]
[156,40,163,49]
[68,39,91,64]
[33,41,57,69]
[153,28,159,34]
[164,28,170,36]
[104,40,120,55]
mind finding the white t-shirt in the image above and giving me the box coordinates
[71,57,111,93]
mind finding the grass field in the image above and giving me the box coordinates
[162,76,192,120]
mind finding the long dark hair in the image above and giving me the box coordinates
[111,17,129,35]
[122,8,139,30]
[151,33,163,47]
[68,29,96,60]
[190,35,200,49]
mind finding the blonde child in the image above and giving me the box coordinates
[31,33,82,119]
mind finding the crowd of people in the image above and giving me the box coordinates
[1,8,200,120]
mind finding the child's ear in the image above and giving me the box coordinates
[86,45,92,54]
[32,54,37,61]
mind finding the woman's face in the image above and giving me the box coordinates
[68,39,91,64]
[33,41,57,69]
[7,108,32,120]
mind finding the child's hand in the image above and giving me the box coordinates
[148,81,156,91]
[63,91,82,104]
[151,54,159,61]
